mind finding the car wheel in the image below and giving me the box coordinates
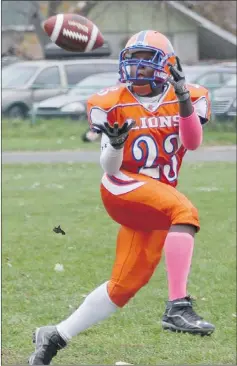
[7,105,27,120]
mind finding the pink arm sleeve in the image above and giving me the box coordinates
[179,108,203,151]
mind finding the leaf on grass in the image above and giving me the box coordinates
[31,182,40,189]
[54,263,64,272]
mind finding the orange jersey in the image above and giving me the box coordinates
[87,83,211,187]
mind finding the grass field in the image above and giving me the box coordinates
[2,161,236,365]
[2,117,236,151]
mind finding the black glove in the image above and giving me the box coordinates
[167,56,190,102]
[92,119,135,149]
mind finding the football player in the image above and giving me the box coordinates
[29,30,215,365]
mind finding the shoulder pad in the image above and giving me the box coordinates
[87,84,127,111]
[187,83,209,101]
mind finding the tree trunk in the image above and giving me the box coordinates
[29,2,49,57]
[47,0,62,17]
[29,1,62,58]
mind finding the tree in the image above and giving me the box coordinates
[29,2,49,55]
[180,0,236,34]
[47,0,62,17]
[29,1,63,56]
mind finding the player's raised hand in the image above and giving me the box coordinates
[167,56,190,102]
[92,119,135,149]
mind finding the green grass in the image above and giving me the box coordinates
[2,118,101,152]
[2,162,236,365]
[2,118,236,151]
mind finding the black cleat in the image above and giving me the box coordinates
[161,296,215,336]
[28,326,67,365]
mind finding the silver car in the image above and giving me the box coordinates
[183,64,236,98]
[32,72,120,121]
[2,59,118,119]
[211,75,237,120]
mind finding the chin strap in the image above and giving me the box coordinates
[131,83,153,96]
[131,81,165,96]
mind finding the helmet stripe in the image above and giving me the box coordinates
[135,30,148,44]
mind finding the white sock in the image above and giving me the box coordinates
[56,281,118,341]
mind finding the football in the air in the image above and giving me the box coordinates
[43,13,104,52]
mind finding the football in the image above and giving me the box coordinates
[43,13,104,52]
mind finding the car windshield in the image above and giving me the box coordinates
[2,64,39,88]
[225,75,236,86]
[68,73,119,96]
[183,67,210,83]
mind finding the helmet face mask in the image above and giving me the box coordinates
[119,31,176,89]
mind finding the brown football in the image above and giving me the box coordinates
[43,13,104,52]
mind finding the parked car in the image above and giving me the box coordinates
[183,64,236,98]
[32,72,120,120]
[215,61,236,67]
[211,75,236,121]
[44,40,112,59]
[1,55,23,68]
[2,59,118,119]
[183,65,214,83]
